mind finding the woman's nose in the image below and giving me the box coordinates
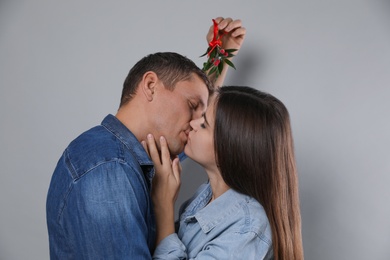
[189,119,196,130]
[192,105,208,121]
[189,118,200,131]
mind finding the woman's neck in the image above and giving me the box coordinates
[204,167,230,203]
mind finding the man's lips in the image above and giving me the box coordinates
[184,129,192,144]
[184,129,191,137]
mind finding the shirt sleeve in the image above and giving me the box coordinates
[153,230,272,260]
[153,233,187,259]
[178,152,188,161]
[61,161,153,259]
[198,231,272,260]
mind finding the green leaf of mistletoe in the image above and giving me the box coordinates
[208,66,218,76]
[224,59,236,70]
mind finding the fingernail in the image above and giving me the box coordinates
[160,136,165,142]
[147,134,152,139]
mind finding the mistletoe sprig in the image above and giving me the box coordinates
[201,19,237,79]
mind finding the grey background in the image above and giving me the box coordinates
[1,0,389,259]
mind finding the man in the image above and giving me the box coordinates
[46,17,245,259]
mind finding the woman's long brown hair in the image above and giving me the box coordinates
[214,86,304,259]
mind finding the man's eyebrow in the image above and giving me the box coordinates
[189,96,205,109]
[197,97,205,108]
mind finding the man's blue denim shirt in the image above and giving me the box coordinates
[46,114,156,259]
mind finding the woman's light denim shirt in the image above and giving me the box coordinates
[153,183,273,259]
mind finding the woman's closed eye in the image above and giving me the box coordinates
[201,112,210,129]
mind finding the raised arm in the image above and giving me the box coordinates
[204,17,246,88]
[144,134,181,245]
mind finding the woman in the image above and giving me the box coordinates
[145,86,304,259]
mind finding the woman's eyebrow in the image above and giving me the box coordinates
[203,112,210,126]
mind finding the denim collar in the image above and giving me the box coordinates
[101,114,154,181]
[184,183,250,234]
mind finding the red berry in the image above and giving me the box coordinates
[214,59,221,66]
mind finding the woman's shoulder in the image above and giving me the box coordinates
[230,190,272,242]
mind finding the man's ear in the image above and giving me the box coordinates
[141,71,158,102]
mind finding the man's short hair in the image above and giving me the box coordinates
[120,52,213,107]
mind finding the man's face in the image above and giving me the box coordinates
[184,94,216,170]
[150,74,209,155]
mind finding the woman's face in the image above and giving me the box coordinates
[184,96,217,170]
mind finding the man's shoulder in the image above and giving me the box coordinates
[64,125,133,176]
[68,125,117,155]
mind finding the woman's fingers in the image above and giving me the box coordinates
[159,136,172,167]
[146,134,181,197]
[141,140,150,157]
[213,16,224,24]
[216,17,232,31]
[146,134,173,170]
[172,157,181,184]
[230,26,246,38]
[146,134,161,165]
[224,19,242,32]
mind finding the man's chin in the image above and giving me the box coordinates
[169,145,185,157]
[165,138,186,156]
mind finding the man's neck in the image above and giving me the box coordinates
[115,100,149,143]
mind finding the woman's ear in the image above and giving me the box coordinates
[141,71,158,101]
